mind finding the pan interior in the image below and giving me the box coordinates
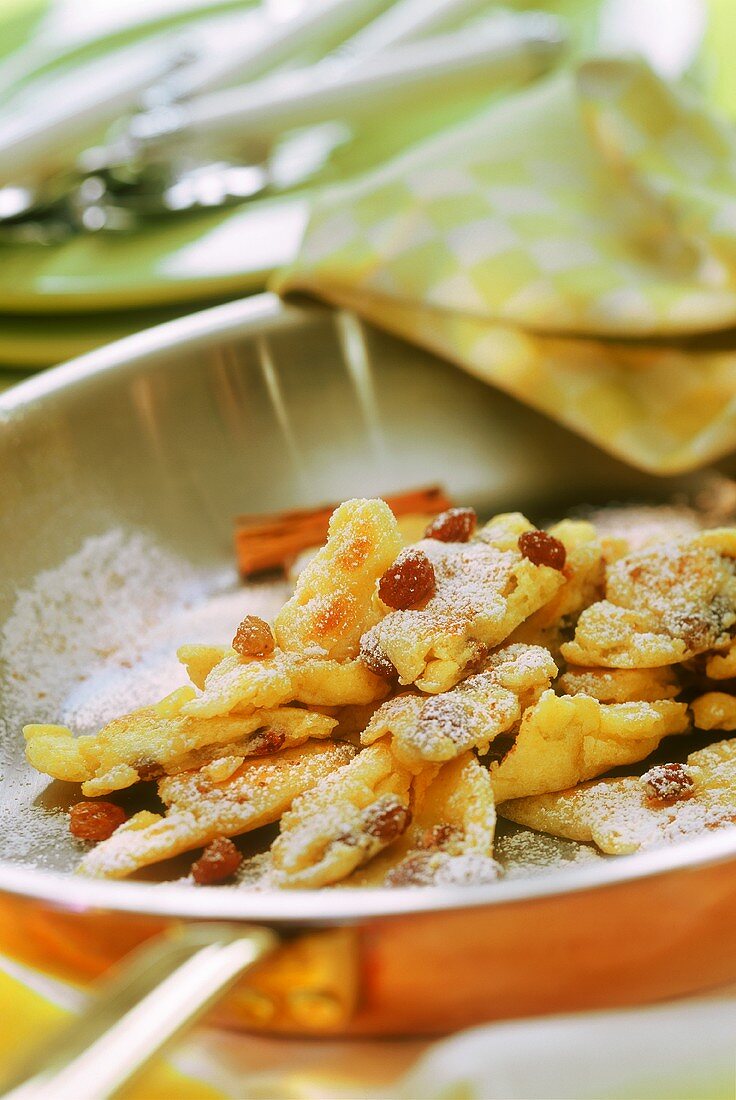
[0,297,731,891]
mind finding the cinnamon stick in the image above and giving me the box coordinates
[234,485,452,577]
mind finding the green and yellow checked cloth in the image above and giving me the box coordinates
[275,58,736,474]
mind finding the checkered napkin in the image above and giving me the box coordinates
[274,58,736,474]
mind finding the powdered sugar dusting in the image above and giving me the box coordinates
[384,849,499,887]
[2,530,203,729]
[1,528,288,735]
[495,826,604,877]
[0,528,288,870]
[585,504,703,552]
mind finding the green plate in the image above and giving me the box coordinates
[0,300,234,366]
[0,369,32,391]
[0,0,605,315]
[0,195,310,314]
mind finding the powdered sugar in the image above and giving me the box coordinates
[385,849,499,887]
[495,826,604,877]
[2,529,291,733]
[2,530,203,729]
[0,528,288,870]
[584,504,703,552]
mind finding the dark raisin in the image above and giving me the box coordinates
[424,507,477,543]
[233,615,275,657]
[417,824,463,851]
[641,762,694,804]
[359,636,397,680]
[363,800,411,842]
[673,614,712,650]
[386,852,437,886]
[379,549,435,609]
[69,801,126,841]
[518,529,566,570]
[191,837,242,885]
[248,728,287,757]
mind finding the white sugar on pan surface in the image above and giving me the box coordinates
[2,529,201,728]
[495,826,604,878]
[0,528,288,870]
[61,581,289,734]
[1,528,288,734]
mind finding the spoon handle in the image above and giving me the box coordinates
[1,924,277,1100]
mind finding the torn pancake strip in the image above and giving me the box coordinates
[80,740,356,879]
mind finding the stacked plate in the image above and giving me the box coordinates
[0,0,334,370]
[0,0,587,374]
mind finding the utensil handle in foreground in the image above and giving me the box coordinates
[1,923,278,1100]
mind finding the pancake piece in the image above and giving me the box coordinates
[80,740,356,878]
[500,739,736,855]
[270,740,415,888]
[350,752,498,887]
[24,702,336,796]
[362,644,556,768]
[562,530,736,668]
[490,691,689,802]
[360,514,565,694]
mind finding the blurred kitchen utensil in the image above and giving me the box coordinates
[0,10,565,238]
[129,12,566,148]
[0,0,392,223]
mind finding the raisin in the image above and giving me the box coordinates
[248,728,287,757]
[641,762,695,804]
[668,598,728,650]
[379,549,435,609]
[69,801,126,841]
[386,852,437,886]
[191,837,242,885]
[359,636,397,680]
[363,800,411,842]
[233,615,275,657]
[518,529,566,570]
[424,507,476,543]
[673,614,712,650]
[417,824,463,851]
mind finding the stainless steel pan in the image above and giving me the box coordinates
[2,294,736,1098]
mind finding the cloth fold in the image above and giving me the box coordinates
[274,58,736,473]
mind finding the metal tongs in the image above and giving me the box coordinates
[0,0,566,241]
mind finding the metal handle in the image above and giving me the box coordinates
[0,923,278,1100]
[131,15,566,147]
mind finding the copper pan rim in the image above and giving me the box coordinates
[2,828,736,925]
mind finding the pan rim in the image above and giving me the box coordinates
[1,829,736,924]
[0,293,314,419]
[3,292,736,925]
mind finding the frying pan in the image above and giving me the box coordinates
[2,293,736,1098]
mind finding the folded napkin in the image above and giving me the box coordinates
[2,953,735,1099]
[275,58,736,474]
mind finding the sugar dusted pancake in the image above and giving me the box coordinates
[500,739,736,855]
